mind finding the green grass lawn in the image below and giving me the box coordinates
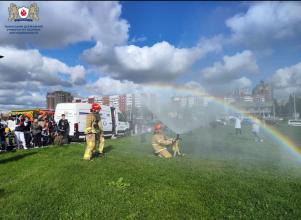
[1,125,301,219]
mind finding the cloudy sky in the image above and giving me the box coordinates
[0,1,301,110]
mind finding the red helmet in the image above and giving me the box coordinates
[154,123,162,132]
[91,103,101,112]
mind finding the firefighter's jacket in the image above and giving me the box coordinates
[152,133,174,153]
[85,112,103,134]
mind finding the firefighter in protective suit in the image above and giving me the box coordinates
[151,123,182,158]
[83,103,105,160]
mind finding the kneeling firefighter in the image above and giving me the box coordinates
[151,123,183,158]
[83,103,105,160]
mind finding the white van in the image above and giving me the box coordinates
[115,111,130,136]
[54,103,129,141]
[288,119,301,127]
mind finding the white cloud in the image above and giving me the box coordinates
[0,86,45,110]
[231,77,252,89]
[86,77,144,96]
[0,46,88,109]
[0,1,130,109]
[0,46,86,85]
[205,76,253,95]
[83,36,222,83]
[201,50,258,83]
[0,1,129,48]
[226,2,301,48]
[86,77,208,99]
[40,58,86,85]
[183,81,205,92]
[199,50,257,95]
[271,62,301,97]
[114,42,198,74]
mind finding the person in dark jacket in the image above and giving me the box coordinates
[24,116,32,148]
[31,119,42,148]
[0,119,5,152]
[48,118,55,144]
[58,114,69,144]
[15,115,27,149]
[41,119,50,146]
[5,127,16,151]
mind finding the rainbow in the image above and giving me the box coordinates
[145,82,301,161]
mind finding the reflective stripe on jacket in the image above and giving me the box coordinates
[152,133,173,153]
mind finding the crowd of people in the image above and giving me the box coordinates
[0,113,70,152]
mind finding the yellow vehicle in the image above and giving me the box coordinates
[10,109,54,120]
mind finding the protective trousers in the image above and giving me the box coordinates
[158,149,172,158]
[172,140,181,157]
[83,133,105,160]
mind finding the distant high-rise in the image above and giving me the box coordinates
[252,81,273,102]
[119,95,127,113]
[102,96,110,106]
[109,95,120,109]
[66,93,156,121]
[46,91,73,110]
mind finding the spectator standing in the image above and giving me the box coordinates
[48,118,55,144]
[235,116,242,135]
[15,115,27,149]
[38,115,45,128]
[31,119,42,148]
[41,119,50,146]
[24,116,32,148]
[58,114,69,144]
[0,118,6,152]
[5,127,15,151]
